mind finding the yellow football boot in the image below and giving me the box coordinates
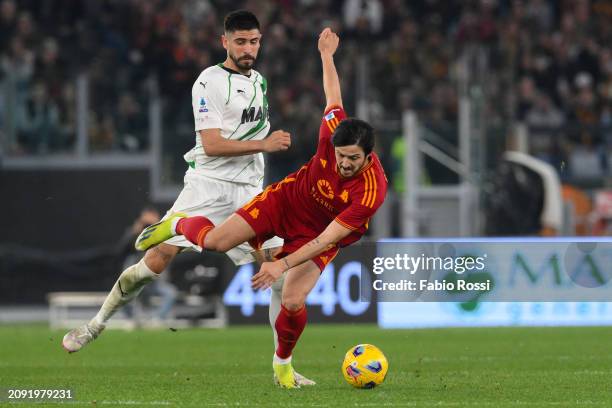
[273,361,299,389]
[135,212,186,251]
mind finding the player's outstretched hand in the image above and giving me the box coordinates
[263,130,291,153]
[318,27,339,56]
[251,260,285,290]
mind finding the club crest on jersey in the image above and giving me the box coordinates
[199,97,208,113]
[241,106,269,124]
[317,179,334,200]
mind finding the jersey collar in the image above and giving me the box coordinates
[218,62,252,78]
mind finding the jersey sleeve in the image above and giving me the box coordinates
[317,105,347,150]
[335,166,387,230]
[192,76,224,131]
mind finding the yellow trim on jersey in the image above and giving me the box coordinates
[361,171,370,205]
[320,248,339,267]
[243,177,295,210]
[366,169,377,208]
[362,171,371,206]
[353,155,375,178]
[361,169,378,208]
[335,217,359,231]
[330,117,340,130]
[325,114,341,133]
[366,171,373,207]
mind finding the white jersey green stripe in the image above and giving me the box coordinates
[185,64,271,186]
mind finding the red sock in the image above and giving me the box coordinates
[176,216,215,248]
[275,304,307,359]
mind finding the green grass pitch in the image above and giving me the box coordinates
[1,324,611,407]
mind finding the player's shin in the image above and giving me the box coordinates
[90,259,159,328]
[274,304,307,359]
[175,216,215,248]
[269,278,316,386]
[272,304,307,388]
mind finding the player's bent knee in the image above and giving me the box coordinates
[144,244,179,273]
[202,231,230,252]
[216,239,234,253]
[207,236,234,253]
[282,301,305,312]
[281,295,306,312]
[204,239,223,252]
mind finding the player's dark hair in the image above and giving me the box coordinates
[332,118,375,155]
[224,10,260,33]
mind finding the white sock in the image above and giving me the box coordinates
[170,217,182,235]
[269,280,283,350]
[273,353,292,365]
[90,259,158,328]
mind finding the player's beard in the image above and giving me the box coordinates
[339,166,354,177]
[230,53,256,72]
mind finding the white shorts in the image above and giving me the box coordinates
[163,172,283,265]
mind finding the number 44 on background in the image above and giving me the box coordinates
[223,262,370,316]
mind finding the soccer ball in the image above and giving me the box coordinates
[341,344,388,388]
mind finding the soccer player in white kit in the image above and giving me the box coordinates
[62,10,314,386]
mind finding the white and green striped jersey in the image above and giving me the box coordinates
[185,63,271,186]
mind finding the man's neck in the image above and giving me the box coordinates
[223,59,251,76]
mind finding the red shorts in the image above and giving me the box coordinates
[236,178,338,271]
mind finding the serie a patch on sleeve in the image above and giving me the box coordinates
[198,97,208,113]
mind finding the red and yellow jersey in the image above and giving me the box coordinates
[237,105,388,269]
[281,105,388,247]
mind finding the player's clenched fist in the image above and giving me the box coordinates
[263,130,291,152]
[318,27,339,56]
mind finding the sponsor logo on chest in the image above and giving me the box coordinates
[310,178,350,212]
[241,106,269,124]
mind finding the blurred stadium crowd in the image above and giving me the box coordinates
[1,0,610,181]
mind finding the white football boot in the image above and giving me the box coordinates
[62,323,104,353]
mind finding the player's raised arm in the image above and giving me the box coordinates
[318,28,342,111]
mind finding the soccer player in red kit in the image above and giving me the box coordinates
[136,27,387,388]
